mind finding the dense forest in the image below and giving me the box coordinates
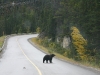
[0,0,100,67]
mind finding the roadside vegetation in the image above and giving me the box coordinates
[0,36,5,48]
[31,37,77,64]
[31,36,100,70]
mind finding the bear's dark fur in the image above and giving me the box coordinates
[43,54,55,63]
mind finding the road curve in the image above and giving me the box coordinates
[0,34,100,75]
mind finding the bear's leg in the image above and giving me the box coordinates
[43,58,45,63]
[49,60,52,63]
[46,60,48,63]
[43,60,45,63]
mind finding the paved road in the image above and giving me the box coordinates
[0,34,100,75]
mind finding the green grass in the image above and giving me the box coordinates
[0,36,6,48]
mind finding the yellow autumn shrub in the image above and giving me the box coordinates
[71,26,88,60]
[63,52,67,56]
[36,27,41,33]
[38,39,43,44]
[49,42,56,49]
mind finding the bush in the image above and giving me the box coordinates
[49,42,56,50]
[42,37,49,47]
[36,27,41,33]
[71,26,88,60]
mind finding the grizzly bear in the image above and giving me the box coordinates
[43,54,55,63]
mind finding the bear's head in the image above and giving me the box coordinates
[51,54,55,57]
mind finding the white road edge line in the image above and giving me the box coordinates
[16,38,42,75]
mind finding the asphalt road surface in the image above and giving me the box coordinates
[0,34,100,75]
